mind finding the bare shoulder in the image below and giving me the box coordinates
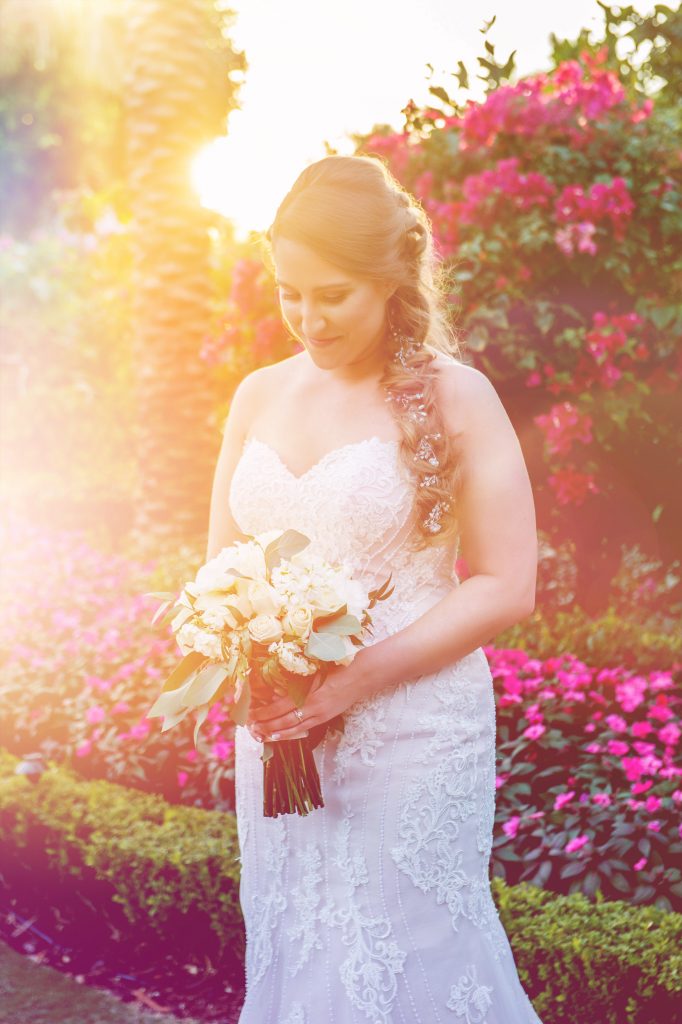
[227,353,304,429]
[432,356,508,439]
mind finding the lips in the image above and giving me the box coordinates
[309,336,340,346]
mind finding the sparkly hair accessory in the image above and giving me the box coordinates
[384,322,452,536]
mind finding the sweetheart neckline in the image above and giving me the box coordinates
[242,435,401,482]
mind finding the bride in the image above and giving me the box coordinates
[206,155,543,1023]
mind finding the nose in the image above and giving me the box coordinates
[300,300,328,337]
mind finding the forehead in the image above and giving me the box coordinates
[272,237,355,288]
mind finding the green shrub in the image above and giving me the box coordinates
[493,878,682,1023]
[2,748,681,1022]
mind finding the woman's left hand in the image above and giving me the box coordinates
[246,661,367,743]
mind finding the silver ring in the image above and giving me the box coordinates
[293,708,304,722]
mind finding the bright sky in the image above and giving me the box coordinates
[192,0,655,238]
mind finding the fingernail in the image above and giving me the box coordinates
[270,732,280,741]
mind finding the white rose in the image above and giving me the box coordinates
[247,579,285,616]
[282,604,314,640]
[247,613,283,645]
[308,584,344,618]
[176,621,199,656]
[224,540,267,580]
[192,551,238,595]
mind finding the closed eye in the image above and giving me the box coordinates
[279,291,348,304]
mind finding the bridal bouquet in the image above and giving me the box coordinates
[146,529,393,817]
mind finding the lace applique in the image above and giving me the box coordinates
[447,964,493,1022]
[248,816,287,985]
[287,843,323,975]
[391,655,508,961]
[332,690,388,783]
[281,1003,306,1024]
[320,811,407,1023]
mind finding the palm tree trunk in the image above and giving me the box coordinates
[124,0,245,553]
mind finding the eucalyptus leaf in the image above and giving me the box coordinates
[147,677,194,719]
[158,651,208,695]
[264,529,310,571]
[305,631,347,662]
[161,706,191,732]
[183,663,229,707]
[193,704,209,747]
[317,613,362,636]
[231,675,251,726]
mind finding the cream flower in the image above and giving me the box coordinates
[268,639,317,676]
[282,604,314,640]
[247,613,283,645]
[247,579,286,616]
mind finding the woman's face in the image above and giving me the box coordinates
[272,236,393,373]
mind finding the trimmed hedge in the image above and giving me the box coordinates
[1,749,681,1023]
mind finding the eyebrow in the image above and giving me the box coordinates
[275,279,351,291]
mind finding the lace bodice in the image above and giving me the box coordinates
[228,436,459,640]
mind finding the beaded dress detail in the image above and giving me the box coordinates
[230,435,543,1024]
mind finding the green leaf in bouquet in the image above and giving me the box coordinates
[158,650,208,695]
[183,663,230,707]
[317,613,362,636]
[147,677,195,719]
[261,740,274,763]
[193,704,209,746]
[264,529,310,571]
[161,706,191,732]
[305,631,348,662]
[165,603,194,629]
[286,671,315,708]
[313,604,347,628]
[151,599,173,626]
[231,674,252,726]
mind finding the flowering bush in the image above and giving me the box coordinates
[489,645,682,913]
[0,514,236,809]
[1,515,680,912]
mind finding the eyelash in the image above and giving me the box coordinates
[280,292,347,305]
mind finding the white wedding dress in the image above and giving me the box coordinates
[229,435,543,1024]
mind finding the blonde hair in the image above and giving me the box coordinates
[263,154,463,549]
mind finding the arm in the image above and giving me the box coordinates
[205,369,265,562]
[249,363,537,740]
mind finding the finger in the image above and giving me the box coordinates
[266,727,311,742]
[249,697,294,723]
[253,707,310,736]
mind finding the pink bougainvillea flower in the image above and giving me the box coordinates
[632,721,654,738]
[535,401,593,455]
[75,740,92,758]
[606,714,628,733]
[606,739,630,756]
[548,468,599,506]
[592,793,612,807]
[211,740,235,761]
[647,820,662,832]
[554,790,575,811]
[85,705,106,724]
[177,770,189,788]
[565,834,590,853]
[634,857,648,871]
[502,815,521,838]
